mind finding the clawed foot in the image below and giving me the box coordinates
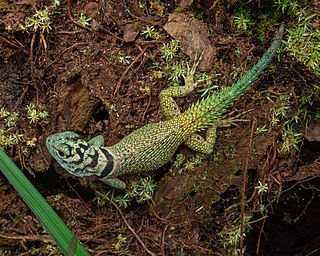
[217,110,252,128]
[183,52,215,89]
[183,52,202,87]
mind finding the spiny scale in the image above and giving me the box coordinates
[46,25,284,189]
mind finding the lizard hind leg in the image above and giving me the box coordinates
[184,110,250,154]
[159,55,205,120]
[184,126,217,154]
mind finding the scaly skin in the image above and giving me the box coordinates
[46,25,284,189]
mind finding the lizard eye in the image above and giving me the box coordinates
[57,150,67,158]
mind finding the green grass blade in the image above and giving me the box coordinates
[0,148,90,256]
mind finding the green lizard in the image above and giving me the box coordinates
[46,25,284,189]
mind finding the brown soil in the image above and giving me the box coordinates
[1,0,320,255]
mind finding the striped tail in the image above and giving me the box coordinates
[181,24,284,133]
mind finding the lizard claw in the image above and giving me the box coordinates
[183,51,205,88]
[218,109,252,127]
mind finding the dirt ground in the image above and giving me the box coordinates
[1,0,320,255]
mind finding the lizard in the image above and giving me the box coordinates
[46,25,284,189]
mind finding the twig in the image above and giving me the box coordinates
[161,224,169,256]
[256,215,267,255]
[67,0,90,30]
[0,35,28,54]
[239,119,255,256]
[305,247,320,256]
[95,191,156,256]
[0,232,52,243]
[30,33,36,87]
[141,95,152,122]
[12,86,29,113]
[114,45,148,97]
[258,89,282,96]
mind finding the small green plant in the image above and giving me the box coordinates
[94,190,111,207]
[46,244,63,256]
[141,26,162,39]
[219,215,252,255]
[52,0,60,7]
[255,181,268,194]
[276,0,320,76]
[112,193,132,208]
[256,12,276,42]
[0,129,23,149]
[212,152,221,163]
[254,181,268,214]
[300,93,313,107]
[269,94,291,126]
[138,1,145,9]
[0,108,19,127]
[165,60,187,83]
[26,103,49,124]
[108,51,133,65]
[77,12,92,27]
[25,7,52,33]
[153,59,188,85]
[275,0,300,16]
[133,22,140,30]
[168,153,185,175]
[26,137,37,148]
[139,85,151,96]
[177,155,203,175]
[268,93,303,156]
[277,124,302,157]
[195,71,219,97]
[224,143,237,158]
[6,112,19,127]
[128,177,157,203]
[112,177,157,208]
[117,52,132,64]
[232,6,254,31]
[285,18,320,76]
[113,234,128,251]
[0,108,22,149]
[194,12,204,20]
[160,40,180,62]
[255,125,268,135]
[0,108,10,118]
[0,105,48,151]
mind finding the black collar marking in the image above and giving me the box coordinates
[99,148,114,178]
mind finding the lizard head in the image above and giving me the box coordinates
[46,131,105,177]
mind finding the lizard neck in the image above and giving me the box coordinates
[98,147,115,178]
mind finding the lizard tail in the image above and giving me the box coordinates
[180,24,285,134]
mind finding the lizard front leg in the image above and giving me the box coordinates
[88,135,104,146]
[100,177,127,190]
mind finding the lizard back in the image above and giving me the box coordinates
[107,119,187,176]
